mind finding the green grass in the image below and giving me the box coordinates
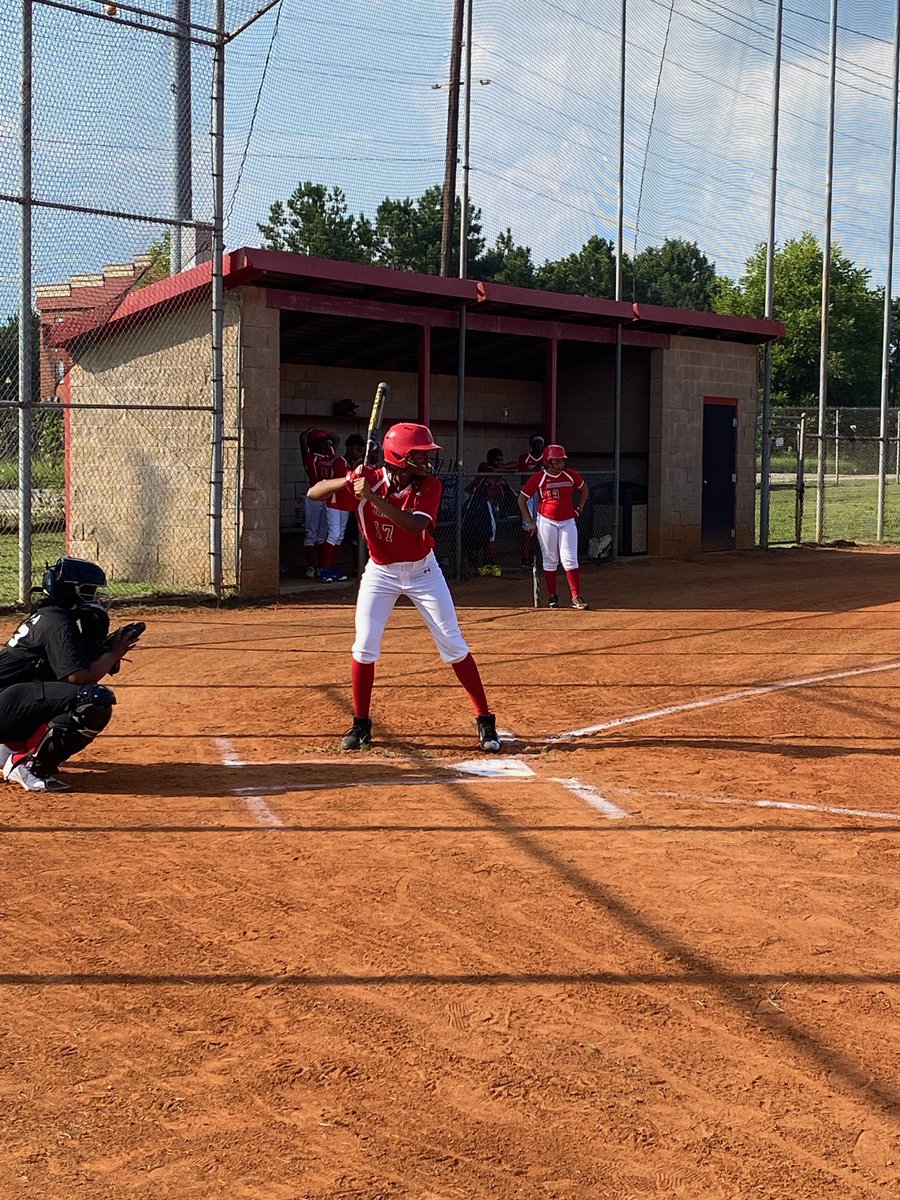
[760,478,900,545]
[0,459,65,489]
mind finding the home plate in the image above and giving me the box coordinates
[453,758,536,779]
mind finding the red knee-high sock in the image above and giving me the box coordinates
[451,653,490,716]
[565,567,581,597]
[544,569,558,597]
[351,660,375,718]
[320,543,337,570]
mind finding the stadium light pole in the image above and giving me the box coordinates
[815,0,838,545]
[877,1,900,542]
[760,0,783,551]
[440,0,464,277]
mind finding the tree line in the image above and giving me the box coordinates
[260,181,900,410]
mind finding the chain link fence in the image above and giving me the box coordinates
[760,406,900,546]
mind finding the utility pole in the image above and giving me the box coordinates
[440,0,464,277]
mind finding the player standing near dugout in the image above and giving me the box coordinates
[0,556,144,792]
[307,421,502,753]
[518,434,545,567]
[518,444,590,610]
[300,427,335,579]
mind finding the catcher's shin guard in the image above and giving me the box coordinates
[29,685,115,778]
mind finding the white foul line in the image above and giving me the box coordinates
[216,737,284,828]
[548,658,900,742]
[549,777,630,820]
[614,786,900,823]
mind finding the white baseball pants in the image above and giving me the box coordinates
[304,497,328,546]
[537,515,579,571]
[352,551,470,665]
[326,507,350,546]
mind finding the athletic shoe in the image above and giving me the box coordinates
[41,776,71,793]
[572,595,589,610]
[477,565,493,577]
[304,567,317,579]
[0,745,11,774]
[329,570,349,582]
[341,717,372,751]
[548,595,560,609]
[3,756,49,792]
[489,565,502,577]
[476,713,501,753]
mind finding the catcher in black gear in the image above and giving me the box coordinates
[0,556,145,792]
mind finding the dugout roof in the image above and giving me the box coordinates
[48,246,783,381]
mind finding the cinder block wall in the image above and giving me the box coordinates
[648,336,758,556]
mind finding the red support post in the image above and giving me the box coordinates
[418,324,431,425]
[544,337,558,441]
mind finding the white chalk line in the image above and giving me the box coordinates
[549,777,631,820]
[614,785,900,823]
[216,737,284,827]
[547,658,900,743]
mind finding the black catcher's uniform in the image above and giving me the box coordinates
[0,557,137,791]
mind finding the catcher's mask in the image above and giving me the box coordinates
[382,422,441,472]
[42,556,107,608]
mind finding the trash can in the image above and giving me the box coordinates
[619,482,648,555]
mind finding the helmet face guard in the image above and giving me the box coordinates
[382,422,441,470]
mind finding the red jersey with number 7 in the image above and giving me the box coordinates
[331,466,442,565]
[520,467,585,521]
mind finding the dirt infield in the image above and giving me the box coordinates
[1,547,900,1198]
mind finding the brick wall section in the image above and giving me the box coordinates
[235,288,280,593]
[648,335,758,556]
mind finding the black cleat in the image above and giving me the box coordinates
[548,595,560,609]
[41,776,71,793]
[477,713,501,753]
[341,717,372,751]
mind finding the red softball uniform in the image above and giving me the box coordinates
[332,467,442,565]
[304,449,335,485]
[520,467,585,521]
[518,451,543,474]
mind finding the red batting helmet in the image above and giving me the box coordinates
[382,422,441,468]
[307,428,329,442]
[543,443,567,463]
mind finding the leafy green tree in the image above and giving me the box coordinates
[475,228,536,287]
[373,186,486,275]
[715,231,883,407]
[258,182,375,263]
[632,238,718,311]
[0,313,42,457]
[134,230,171,289]
[536,236,626,298]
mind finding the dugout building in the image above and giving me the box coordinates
[39,248,782,595]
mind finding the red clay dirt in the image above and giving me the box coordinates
[0,547,899,1198]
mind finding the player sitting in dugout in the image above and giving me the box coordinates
[0,557,144,792]
[308,421,502,754]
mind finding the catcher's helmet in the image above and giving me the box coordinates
[382,422,441,468]
[42,556,107,608]
[543,443,567,463]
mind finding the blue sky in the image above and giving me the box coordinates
[1,0,900,318]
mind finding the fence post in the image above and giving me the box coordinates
[18,0,33,607]
[796,413,806,544]
[895,410,899,485]
[833,407,840,486]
